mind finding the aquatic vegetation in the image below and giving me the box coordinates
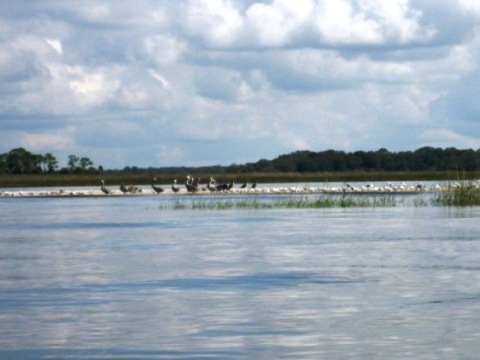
[160,194,398,210]
[432,181,480,206]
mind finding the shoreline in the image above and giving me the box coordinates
[0,182,440,198]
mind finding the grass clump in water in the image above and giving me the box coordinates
[432,181,480,206]
[161,194,397,210]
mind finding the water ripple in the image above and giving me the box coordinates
[0,272,360,308]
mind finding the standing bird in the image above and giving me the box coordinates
[251,182,257,189]
[172,179,180,193]
[185,176,200,193]
[207,178,218,192]
[152,178,164,194]
[100,180,111,195]
[240,182,247,189]
[120,183,129,194]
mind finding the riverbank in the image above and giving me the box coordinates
[0,181,440,198]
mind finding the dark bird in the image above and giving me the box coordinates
[120,183,129,194]
[251,182,257,189]
[152,178,164,194]
[185,176,200,193]
[100,180,111,195]
[215,182,228,191]
[172,179,180,193]
[240,182,247,189]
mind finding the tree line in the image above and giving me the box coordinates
[2,146,480,175]
[226,147,480,173]
[0,147,101,174]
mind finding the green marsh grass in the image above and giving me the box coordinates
[432,181,480,206]
[160,194,398,210]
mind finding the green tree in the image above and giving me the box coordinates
[0,153,6,174]
[67,155,79,171]
[6,148,37,174]
[44,153,58,173]
[79,157,93,170]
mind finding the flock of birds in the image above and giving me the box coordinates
[4,179,473,198]
[100,177,256,195]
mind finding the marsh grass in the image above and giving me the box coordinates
[160,194,398,210]
[432,181,480,206]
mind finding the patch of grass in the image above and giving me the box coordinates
[432,181,480,206]
[160,194,398,210]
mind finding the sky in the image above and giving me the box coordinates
[1,0,480,169]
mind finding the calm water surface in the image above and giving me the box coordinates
[1,193,480,359]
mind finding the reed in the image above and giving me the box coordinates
[432,181,480,206]
[160,194,397,210]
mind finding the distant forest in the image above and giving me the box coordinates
[1,146,480,175]
[0,147,100,175]
[226,147,480,173]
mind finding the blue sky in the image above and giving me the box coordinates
[1,0,480,169]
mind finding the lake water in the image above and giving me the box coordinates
[1,191,480,359]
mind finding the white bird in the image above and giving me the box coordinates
[172,179,180,193]
[207,178,218,192]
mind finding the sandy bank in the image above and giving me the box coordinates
[0,182,444,198]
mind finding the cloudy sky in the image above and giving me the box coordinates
[1,0,480,168]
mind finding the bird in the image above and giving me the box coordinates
[172,179,180,193]
[185,176,200,193]
[120,183,129,194]
[240,182,247,189]
[128,184,141,193]
[215,182,229,191]
[192,177,201,192]
[100,180,111,195]
[207,178,218,192]
[151,178,164,194]
[251,182,257,189]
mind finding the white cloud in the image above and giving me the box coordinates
[184,0,244,47]
[20,125,76,150]
[156,145,185,165]
[359,0,436,43]
[421,128,480,149]
[246,0,313,46]
[457,0,480,14]
[144,34,186,66]
[1,0,480,168]
[147,69,171,90]
[312,0,382,45]
[45,38,63,55]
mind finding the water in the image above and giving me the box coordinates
[1,192,480,359]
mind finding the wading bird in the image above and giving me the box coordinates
[120,183,129,194]
[151,178,164,194]
[207,178,218,192]
[172,179,180,193]
[185,176,201,193]
[100,180,111,195]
